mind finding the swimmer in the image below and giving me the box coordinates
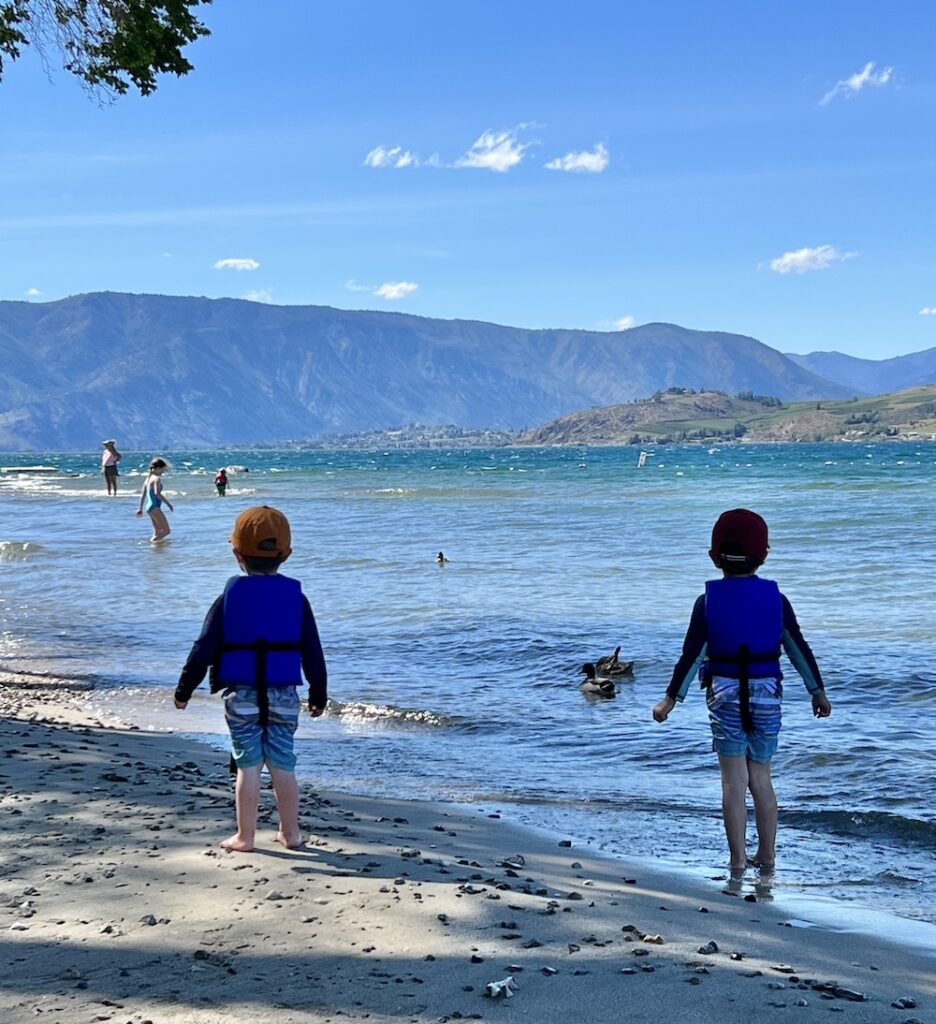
[214,467,229,497]
[136,458,174,541]
[436,551,449,565]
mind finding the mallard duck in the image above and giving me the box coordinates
[579,663,616,698]
[595,646,634,677]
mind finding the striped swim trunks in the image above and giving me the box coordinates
[223,685,301,771]
[706,676,782,763]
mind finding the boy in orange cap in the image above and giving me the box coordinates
[175,506,328,852]
[652,509,831,872]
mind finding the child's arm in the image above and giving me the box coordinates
[654,595,707,722]
[300,597,328,716]
[174,596,223,708]
[780,595,831,718]
[136,476,147,516]
[157,478,174,512]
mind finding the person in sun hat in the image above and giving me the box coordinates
[652,509,831,874]
[174,506,328,852]
[101,439,122,495]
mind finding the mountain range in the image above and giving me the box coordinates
[786,348,936,395]
[0,291,927,450]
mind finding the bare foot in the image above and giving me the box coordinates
[275,830,303,850]
[220,833,255,852]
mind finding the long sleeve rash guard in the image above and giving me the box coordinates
[175,592,328,707]
[666,592,824,703]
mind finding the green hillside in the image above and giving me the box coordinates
[519,386,936,446]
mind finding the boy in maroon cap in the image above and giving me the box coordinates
[175,506,328,852]
[652,509,831,872]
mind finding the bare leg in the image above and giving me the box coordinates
[221,765,262,852]
[148,508,170,541]
[718,755,750,871]
[747,760,778,869]
[269,766,302,848]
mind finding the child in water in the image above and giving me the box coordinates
[215,468,229,497]
[652,509,831,873]
[174,506,328,852]
[136,458,174,541]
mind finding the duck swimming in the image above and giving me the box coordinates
[595,646,634,677]
[579,663,616,698]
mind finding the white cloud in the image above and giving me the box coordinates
[820,61,893,105]
[243,289,272,303]
[545,143,609,174]
[214,257,260,271]
[769,244,857,275]
[344,279,371,292]
[364,145,418,169]
[596,314,636,331]
[454,128,531,173]
[373,281,418,300]
[920,306,936,315]
[25,287,42,297]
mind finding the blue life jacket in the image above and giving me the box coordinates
[703,576,783,683]
[216,574,304,691]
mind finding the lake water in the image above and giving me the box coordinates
[1,443,934,931]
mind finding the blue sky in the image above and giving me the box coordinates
[1,0,934,358]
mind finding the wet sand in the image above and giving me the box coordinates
[1,672,932,1024]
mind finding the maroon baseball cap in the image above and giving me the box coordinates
[710,508,769,568]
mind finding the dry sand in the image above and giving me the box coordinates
[1,672,932,1024]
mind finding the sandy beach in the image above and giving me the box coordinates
[1,672,932,1024]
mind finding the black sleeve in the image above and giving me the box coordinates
[301,596,328,708]
[666,594,708,701]
[175,595,224,703]
[780,594,825,694]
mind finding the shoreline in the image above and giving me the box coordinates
[2,435,936,459]
[2,674,933,1023]
[13,663,936,945]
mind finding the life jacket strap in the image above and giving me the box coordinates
[706,648,781,663]
[218,641,303,653]
[737,644,754,734]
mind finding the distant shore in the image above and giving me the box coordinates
[1,670,932,1024]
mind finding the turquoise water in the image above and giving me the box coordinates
[1,443,934,927]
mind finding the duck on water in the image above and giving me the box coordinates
[579,663,616,698]
[595,645,634,677]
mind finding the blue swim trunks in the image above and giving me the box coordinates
[706,676,781,763]
[223,685,300,770]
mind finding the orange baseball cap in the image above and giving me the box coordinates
[230,505,291,559]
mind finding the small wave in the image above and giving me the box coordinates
[0,540,43,562]
[782,809,936,850]
[327,699,458,728]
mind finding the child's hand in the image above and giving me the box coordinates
[308,701,325,717]
[812,692,831,718]
[174,698,187,710]
[135,510,143,517]
[653,696,676,723]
